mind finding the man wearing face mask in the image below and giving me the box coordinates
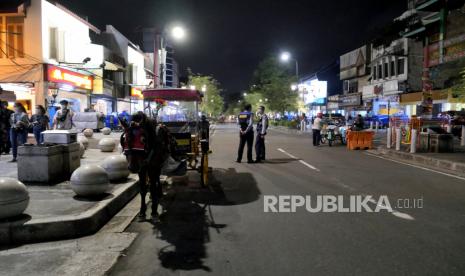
[255,105,268,163]
[53,100,74,130]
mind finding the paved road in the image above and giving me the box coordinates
[109,124,465,276]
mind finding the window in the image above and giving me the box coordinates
[6,16,24,58]
[390,60,395,76]
[384,62,388,78]
[49,28,58,60]
[373,65,377,80]
[397,59,405,75]
[378,64,382,79]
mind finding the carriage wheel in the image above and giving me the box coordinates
[200,153,209,187]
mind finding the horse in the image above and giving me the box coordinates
[120,112,172,222]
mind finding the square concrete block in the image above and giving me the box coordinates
[18,145,65,184]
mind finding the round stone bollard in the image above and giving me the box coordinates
[83,128,94,138]
[101,155,130,182]
[99,138,116,152]
[101,127,111,135]
[79,142,85,158]
[70,165,110,196]
[77,136,89,149]
[0,178,30,220]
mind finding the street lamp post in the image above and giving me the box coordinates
[280,51,299,78]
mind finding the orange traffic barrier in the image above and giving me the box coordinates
[346,130,374,150]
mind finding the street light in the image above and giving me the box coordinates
[280,51,299,78]
[171,26,186,40]
[291,84,298,91]
[190,85,196,90]
[243,92,247,96]
[201,85,207,92]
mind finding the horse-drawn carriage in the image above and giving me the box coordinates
[142,88,211,186]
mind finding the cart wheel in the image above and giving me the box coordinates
[320,136,327,144]
[200,153,209,187]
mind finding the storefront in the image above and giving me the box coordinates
[45,64,93,113]
[0,83,35,115]
[90,94,115,115]
[363,80,405,117]
[339,93,363,117]
[400,90,460,117]
[327,95,340,114]
[129,87,144,113]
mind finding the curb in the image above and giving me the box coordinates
[0,178,139,245]
[374,146,465,175]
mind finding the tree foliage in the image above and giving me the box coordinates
[187,73,225,116]
[247,56,298,113]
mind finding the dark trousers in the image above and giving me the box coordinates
[10,128,27,158]
[312,129,321,146]
[237,131,254,162]
[33,126,45,144]
[255,133,266,161]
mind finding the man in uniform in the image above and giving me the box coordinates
[236,104,254,163]
[255,105,268,163]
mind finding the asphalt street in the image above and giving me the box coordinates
[109,123,465,276]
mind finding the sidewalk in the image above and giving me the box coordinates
[371,129,465,176]
[0,136,138,245]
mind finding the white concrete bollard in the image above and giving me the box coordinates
[77,136,89,149]
[387,127,392,149]
[370,121,374,130]
[101,155,130,182]
[395,128,401,151]
[83,128,94,138]
[70,165,110,196]
[101,127,111,135]
[0,178,30,219]
[462,125,465,147]
[410,129,417,153]
[99,138,116,152]
[375,121,379,132]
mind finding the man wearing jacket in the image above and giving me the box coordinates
[236,104,254,163]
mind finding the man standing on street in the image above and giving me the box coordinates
[0,101,13,155]
[53,100,74,130]
[255,105,268,163]
[236,104,254,163]
[312,112,323,147]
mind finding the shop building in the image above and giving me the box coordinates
[401,0,465,116]
[362,37,423,117]
[339,45,372,117]
[0,0,103,114]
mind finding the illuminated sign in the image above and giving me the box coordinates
[299,78,327,105]
[131,87,143,98]
[46,65,93,90]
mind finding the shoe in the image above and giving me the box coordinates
[9,158,17,163]
[247,160,254,164]
[254,160,263,163]
[236,160,241,163]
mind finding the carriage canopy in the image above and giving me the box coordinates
[142,88,203,102]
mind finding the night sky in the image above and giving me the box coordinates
[9,0,407,101]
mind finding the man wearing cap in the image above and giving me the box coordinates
[255,105,268,163]
[53,100,74,130]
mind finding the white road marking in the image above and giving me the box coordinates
[277,148,320,171]
[367,198,415,221]
[365,152,465,181]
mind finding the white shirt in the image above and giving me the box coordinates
[312,117,322,130]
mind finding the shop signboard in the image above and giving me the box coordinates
[339,93,361,107]
[131,87,143,98]
[45,65,93,90]
[420,91,433,118]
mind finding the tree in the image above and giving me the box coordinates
[187,73,225,117]
[248,56,298,113]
